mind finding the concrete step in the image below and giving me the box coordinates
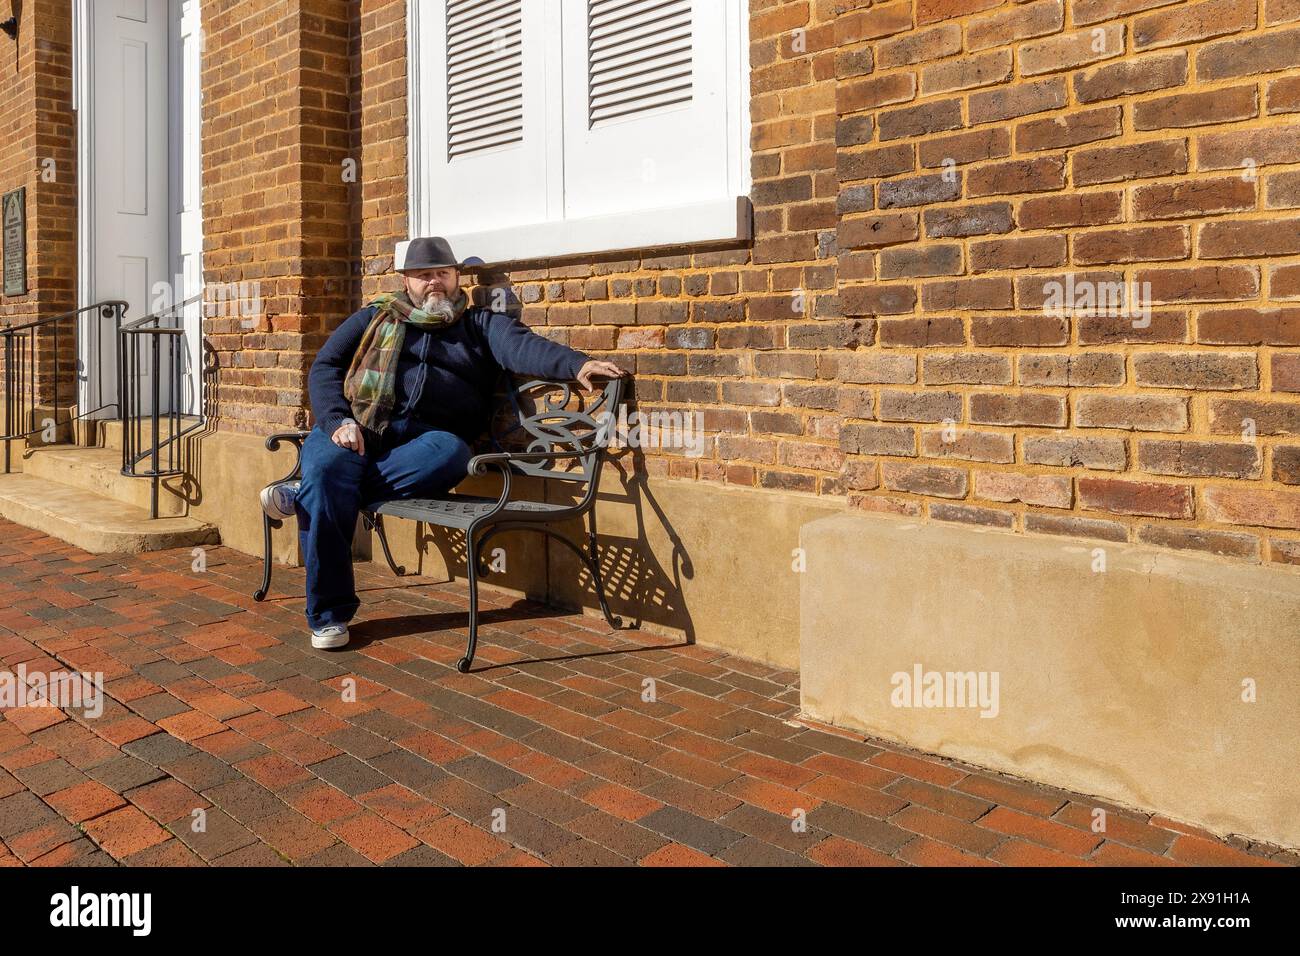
[0,472,219,554]
[98,415,203,452]
[22,444,188,517]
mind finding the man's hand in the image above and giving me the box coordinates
[576,359,627,391]
[332,419,366,456]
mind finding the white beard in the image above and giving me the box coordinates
[418,289,457,320]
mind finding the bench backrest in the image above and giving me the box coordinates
[486,374,626,484]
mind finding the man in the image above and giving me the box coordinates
[260,236,626,649]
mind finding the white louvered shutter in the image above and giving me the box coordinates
[411,0,749,263]
[560,0,732,219]
[587,0,693,127]
[446,0,523,158]
[413,0,556,235]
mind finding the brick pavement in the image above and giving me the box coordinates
[0,518,1294,867]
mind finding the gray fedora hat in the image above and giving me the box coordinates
[394,236,484,272]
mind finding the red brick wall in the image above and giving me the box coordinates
[356,0,407,300]
[346,0,1300,568]
[355,0,844,491]
[4,0,1298,570]
[832,0,1300,566]
[0,0,77,410]
[200,0,356,435]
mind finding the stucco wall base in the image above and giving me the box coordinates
[0,402,75,458]
[148,427,305,565]
[799,512,1300,849]
[189,431,837,669]
[185,429,832,671]
[362,466,841,670]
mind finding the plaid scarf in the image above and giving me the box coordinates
[342,288,470,436]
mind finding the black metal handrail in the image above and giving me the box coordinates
[1,300,129,473]
[118,293,207,518]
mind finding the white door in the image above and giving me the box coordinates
[76,0,202,420]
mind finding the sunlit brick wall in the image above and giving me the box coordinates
[832,0,1300,567]
[200,0,356,435]
[355,0,845,490]
[310,0,1300,570]
[0,0,77,410]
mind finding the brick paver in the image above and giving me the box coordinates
[0,518,1295,867]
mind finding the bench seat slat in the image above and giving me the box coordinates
[371,494,571,530]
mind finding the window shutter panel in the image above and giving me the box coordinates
[587,0,693,127]
[446,0,524,158]
[560,0,732,220]
[410,0,750,263]
[413,0,554,236]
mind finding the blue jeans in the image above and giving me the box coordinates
[295,416,472,630]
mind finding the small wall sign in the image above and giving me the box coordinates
[2,187,26,297]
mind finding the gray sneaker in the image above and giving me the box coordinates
[311,622,349,650]
[260,480,300,520]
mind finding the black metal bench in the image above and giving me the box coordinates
[252,374,629,671]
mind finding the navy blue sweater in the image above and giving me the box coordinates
[307,303,591,446]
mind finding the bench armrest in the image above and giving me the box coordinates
[263,430,313,485]
[466,447,594,477]
[462,447,600,524]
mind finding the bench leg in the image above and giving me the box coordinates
[253,511,276,601]
[371,512,406,575]
[455,515,627,672]
[457,528,481,673]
